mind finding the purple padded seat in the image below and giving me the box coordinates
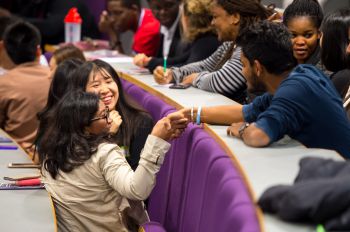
[148,127,219,232]
[123,82,176,121]
[178,140,237,232]
[121,79,260,232]
[120,79,133,92]
[199,158,259,232]
[147,126,200,225]
[126,85,148,104]
[43,52,53,63]
[143,96,175,121]
[140,222,166,232]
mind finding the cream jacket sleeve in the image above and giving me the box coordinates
[98,135,171,201]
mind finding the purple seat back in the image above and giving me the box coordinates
[43,52,53,63]
[124,82,176,121]
[199,158,259,232]
[141,222,166,232]
[122,80,260,232]
[148,125,203,231]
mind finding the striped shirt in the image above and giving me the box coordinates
[172,41,248,103]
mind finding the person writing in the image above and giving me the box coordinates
[152,0,270,103]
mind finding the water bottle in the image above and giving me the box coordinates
[64,7,82,43]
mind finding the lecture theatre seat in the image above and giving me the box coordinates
[123,80,260,232]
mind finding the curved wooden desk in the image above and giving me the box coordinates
[107,60,342,232]
[0,129,57,231]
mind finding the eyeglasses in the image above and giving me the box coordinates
[90,107,110,123]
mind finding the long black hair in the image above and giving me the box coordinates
[73,59,149,149]
[38,90,105,179]
[35,59,84,155]
[321,9,350,72]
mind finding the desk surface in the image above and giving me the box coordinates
[0,130,56,231]
[109,60,343,232]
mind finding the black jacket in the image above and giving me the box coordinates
[258,157,350,230]
[147,22,191,73]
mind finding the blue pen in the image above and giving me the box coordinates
[0,145,18,150]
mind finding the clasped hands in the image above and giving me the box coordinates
[151,112,189,141]
[108,109,189,141]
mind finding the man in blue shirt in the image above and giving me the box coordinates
[180,21,350,158]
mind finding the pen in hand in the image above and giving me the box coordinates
[163,56,167,73]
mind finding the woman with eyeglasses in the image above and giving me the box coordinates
[72,59,154,171]
[38,90,188,232]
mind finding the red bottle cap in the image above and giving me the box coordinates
[64,7,82,24]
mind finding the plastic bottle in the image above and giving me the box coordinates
[64,7,82,43]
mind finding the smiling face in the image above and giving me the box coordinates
[210,3,239,42]
[86,101,112,135]
[148,0,180,28]
[85,68,119,110]
[287,16,320,64]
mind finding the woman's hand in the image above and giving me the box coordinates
[151,113,188,141]
[133,53,151,67]
[109,110,122,134]
[153,66,173,84]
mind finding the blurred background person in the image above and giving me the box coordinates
[98,0,160,56]
[134,0,221,73]
[49,45,86,72]
[0,0,99,48]
[0,15,18,75]
[133,0,188,72]
[320,9,350,118]
[0,21,51,155]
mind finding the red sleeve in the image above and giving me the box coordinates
[132,9,160,56]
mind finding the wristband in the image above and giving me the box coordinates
[196,106,202,125]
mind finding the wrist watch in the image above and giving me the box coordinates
[238,122,250,139]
